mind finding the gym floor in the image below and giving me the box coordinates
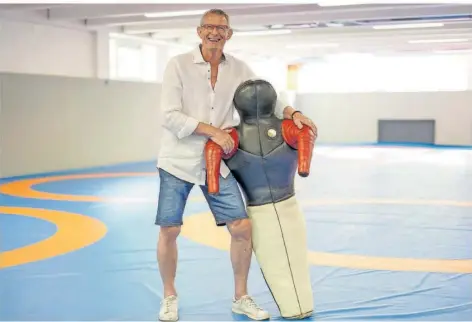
[1,145,471,321]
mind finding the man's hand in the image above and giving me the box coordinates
[194,122,235,154]
[293,112,318,138]
[210,128,235,154]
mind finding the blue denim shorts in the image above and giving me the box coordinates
[155,168,248,227]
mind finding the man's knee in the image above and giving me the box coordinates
[159,226,181,243]
[228,218,252,241]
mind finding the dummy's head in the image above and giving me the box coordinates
[233,78,277,119]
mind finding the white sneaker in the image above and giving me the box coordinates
[232,295,270,320]
[158,295,178,321]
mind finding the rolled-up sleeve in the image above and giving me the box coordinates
[160,58,199,139]
[274,91,290,119]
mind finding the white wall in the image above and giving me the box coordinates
[2,75,472,179]
[467,54,472,90]
[247,57,287,92]
[0,19,96,78]
[0,73,161,178]
[296,91,472,146]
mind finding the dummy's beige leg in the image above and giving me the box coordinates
[247,197,313,318]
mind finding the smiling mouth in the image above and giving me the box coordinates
[207,38,221,43]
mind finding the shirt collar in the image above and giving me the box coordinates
[192,44,227,64]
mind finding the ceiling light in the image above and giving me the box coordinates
[319,0,472,5]
[286,43,339,49]
[408,38,469,44]
[144,10,207,18]
[317,0,367,6]
[325,53,375,62]
[326,22,344,27]
[373,22,444,30]
[433,49,472,54]
[233,29,291,36]
[110,32,193,50]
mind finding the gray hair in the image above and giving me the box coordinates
[200,9,230,26]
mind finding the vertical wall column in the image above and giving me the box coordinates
[286,63,301,106]
[95,30,110,79]
[467,54,472,90]
[155,44,170,82]
[287,64,300,91]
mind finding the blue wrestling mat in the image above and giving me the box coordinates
[1,145,471,321]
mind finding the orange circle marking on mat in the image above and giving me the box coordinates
[0,207,108,268]
[180,198,472,274]
[0,172,205,203]
[0,173,155,202]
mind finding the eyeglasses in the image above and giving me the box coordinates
[200,24,229,33]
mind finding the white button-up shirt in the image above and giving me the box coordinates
[157,45,288,185]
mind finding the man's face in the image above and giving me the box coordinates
[197,13,232,50]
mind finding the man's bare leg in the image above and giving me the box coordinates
[157,226,181,321]
[227,218,270,320]
[227,218,253,299]
[157,226,180,297]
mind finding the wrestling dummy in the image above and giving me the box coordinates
[204,79,315,319]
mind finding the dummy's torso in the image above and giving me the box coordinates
[224,117,298,207]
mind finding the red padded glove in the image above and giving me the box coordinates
[281,119,315,177]
[204,129,239,194]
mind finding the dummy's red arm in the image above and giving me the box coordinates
[281,119,315,177]
[204,129,239,194]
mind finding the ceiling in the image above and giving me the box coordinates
[1,2,472,62]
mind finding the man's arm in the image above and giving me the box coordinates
[160,58,200,139]
[196,122,235,154]
[274,91,297,120]
[193,122,219,138]
[161,59,234,150]
[273,86,317,135]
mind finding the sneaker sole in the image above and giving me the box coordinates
[158,316,178,322]
[232,308,270,321]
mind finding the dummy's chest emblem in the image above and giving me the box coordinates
[267,128,277,138]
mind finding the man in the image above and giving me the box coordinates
[155,8,317,322]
